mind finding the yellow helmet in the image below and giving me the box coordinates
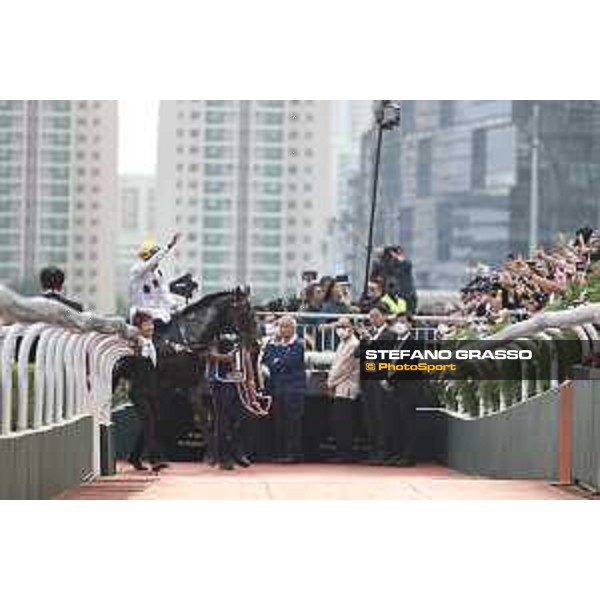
[138,237,160,260]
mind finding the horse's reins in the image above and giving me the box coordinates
[209,344,272,417]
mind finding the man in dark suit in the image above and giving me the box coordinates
[128,311,168,473]
[39,266,84,312]
[358,304,397,465]
[385,316,418,467]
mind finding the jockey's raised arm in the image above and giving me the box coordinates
[129,232,182,325]
[130,232,180,279]
[130,245,170,279]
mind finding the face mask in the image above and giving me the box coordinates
[264,323,275,337]
[336,328,351,339]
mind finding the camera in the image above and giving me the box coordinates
[301,270,318,283]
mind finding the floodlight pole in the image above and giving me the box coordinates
[363,121,385,299]
[362,100,401,299]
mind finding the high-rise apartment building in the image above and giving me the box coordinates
[345,100,600,292]
[0,100,118,311]
[331,101,373,274]
[156,100,334,301]
[116,174,156,312]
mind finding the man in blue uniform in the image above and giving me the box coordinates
[206,332,251,471]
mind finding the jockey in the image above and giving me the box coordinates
[129,232,182,331]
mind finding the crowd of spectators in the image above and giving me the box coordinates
[256,309,417,465]
[250,245,419,464]
[458,226,600,333]
[257,244,418,320]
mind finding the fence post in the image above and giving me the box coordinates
[0,324,24,434]
[33,329,60,428]
[63,333,79,420]
[17,323,48,431]
[52,331,71,424]
[558,382,574,485]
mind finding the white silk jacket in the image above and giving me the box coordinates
[128,247,179,323]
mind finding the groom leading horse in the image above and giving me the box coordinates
[117,232,268,464]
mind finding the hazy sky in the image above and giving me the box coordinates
[119,100,159,175]
[117,100,367,175]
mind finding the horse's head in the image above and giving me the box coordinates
[174,286,257,350]
[228,285,258,346]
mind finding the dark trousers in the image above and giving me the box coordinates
[331,397,355,460]
[152,319,170,349]
[272,392,305,459]
[302,393,329,461]
[362,380,388,458]
[209,383,245,464]
[129,390,164,464]
[387,384,417,461]
[247,408,275,461]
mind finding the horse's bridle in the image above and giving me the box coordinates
[209,343,272,417]
[172,293,270,416]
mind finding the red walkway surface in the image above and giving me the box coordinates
[58,462,581,500]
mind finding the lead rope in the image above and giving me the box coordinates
[235,347,272,417]
[208,345,272,417]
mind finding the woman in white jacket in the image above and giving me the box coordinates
[327,317,361,462]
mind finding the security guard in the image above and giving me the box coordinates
[385,315,417,467]
[380,293,407,317]
[362,278,407,316]
[358,304,397,464]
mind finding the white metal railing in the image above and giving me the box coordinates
[0,284,135,476]
[0,323,132,476]
[256,312,445,351]
[444,304,600,418]
[255,311,445,374]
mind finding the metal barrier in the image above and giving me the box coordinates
[439,304,600,419]
[0,322,132,498]
[255,311,444,353]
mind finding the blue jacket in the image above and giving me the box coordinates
[262,338,307,396]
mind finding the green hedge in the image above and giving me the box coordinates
[0,363,36,430]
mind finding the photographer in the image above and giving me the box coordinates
[300,282,324,313]
[320,278,350,315]
[371,245,417,314]
[361,277,407,316]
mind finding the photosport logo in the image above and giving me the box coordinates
[359,339,589,381]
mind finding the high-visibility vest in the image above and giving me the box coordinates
[381,294,407,315]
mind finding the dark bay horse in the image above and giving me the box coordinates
[113,287,261,458]
[115,287,257,384]
[155,286,258,384]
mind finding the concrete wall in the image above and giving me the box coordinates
[443,389,561,480]
[571,373,600,491]
[0,415,95,499]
